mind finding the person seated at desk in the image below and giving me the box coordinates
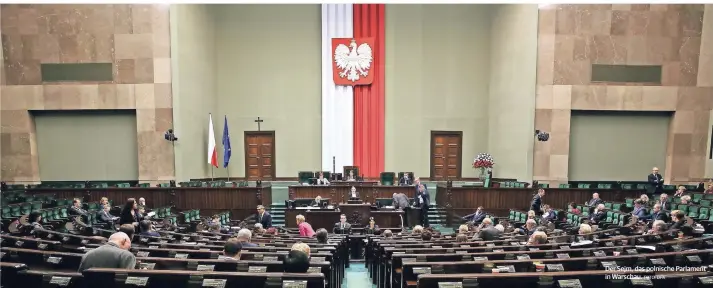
[316,172,330,185]
[333,214,352,234]
[346,169,357,181]
[399,173,412,186]
[462,206,486,223]
[311,196,325,207]
[69,198,89,217]
[139,220,161,237]
[365,217,380,234]
[349,186,360,200]
[97,204,117,226]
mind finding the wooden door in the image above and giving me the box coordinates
[244,131,276,180]
[430,131,462,180]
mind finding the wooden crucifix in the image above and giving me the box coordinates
[254,117,264,131]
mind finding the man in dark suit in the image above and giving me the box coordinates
[462,206,486,223]
[392,192,411,227]
[256,205,272,228]
[657,193,672,211]
[476,219,503,241]
[647,167,664,195]
[97,204,116,226]
[586,193,603,207]
[415,184,430,227]
[69,198,88,216]
[641,204,668,222]
[333,214,352,234]
[399,173,412,186]
[530,189,545,215]
[589,204,606,224]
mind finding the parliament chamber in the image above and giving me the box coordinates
[3,2,713,288]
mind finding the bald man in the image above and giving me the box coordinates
[78,232,136,272]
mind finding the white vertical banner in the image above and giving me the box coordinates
[321,4,354,172]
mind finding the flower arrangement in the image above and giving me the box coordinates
[472,153,495,169]
[473,153,494,179]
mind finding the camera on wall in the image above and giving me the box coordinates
[535,130,550,142]
[164,129,178,142]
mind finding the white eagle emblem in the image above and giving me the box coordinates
[334,39,373,82]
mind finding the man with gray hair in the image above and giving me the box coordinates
[236,228,257,247]
[392,192,411,227]
[648,220,668,234]
[475,218,502,241]
[78,232,135,272]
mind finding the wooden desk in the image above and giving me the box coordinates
[24,185,272,220]
[284,207,405,230]
[289,185,416,204]
[434,184,645,225]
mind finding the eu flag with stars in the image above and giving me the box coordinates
[222,116,231,168]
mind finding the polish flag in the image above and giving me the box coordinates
[208,114,218,168]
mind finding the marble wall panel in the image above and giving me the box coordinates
[0,4,173,183]
[534,4,710,184]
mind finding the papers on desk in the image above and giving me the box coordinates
[635,245,656,251]
[571,240,592,246]
[296,207,312,210]
[146,212,156,218]
[383,206,395,209]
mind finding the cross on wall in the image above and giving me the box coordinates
[254,117,264,131]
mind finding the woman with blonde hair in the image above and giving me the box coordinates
[296,214,315,237]
[412,225,424,235]
[458,224,469,234]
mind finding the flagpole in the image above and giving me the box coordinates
[211,166,214,181]
[227,166,231,182]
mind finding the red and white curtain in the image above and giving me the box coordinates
[321,4,385,178]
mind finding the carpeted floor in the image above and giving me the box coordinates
[343,265,375,288]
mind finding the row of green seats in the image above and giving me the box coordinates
[181,209,200,223]
[153,207,173,219]
[216,211,231,226]
[508,210,528,223]
[501,182,527,188]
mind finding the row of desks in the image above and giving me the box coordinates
[289,184,418,204]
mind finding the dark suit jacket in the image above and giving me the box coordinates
[647,173,664,194]
[333,222,352,234]
[669,219,686,231]
[587,198,603,207]
[399,177,412,186]
[310,200,324,207]
[97,211,114,223]
[658,199,672,211]
[415,189,430,208]
[349,191,360,199]
[392,193,410,210]
[477,227,502,241]
[365,225,380,234]
[645,211,668,222]
[530,195,542,213]
[589,211,606,224]
[463,211,486,223]
[258,212,272,228]
[69,206,88,216]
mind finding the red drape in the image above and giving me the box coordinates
[353,4,385,178]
